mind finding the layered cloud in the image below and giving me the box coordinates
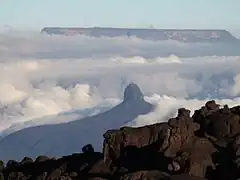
[0,31,239,135]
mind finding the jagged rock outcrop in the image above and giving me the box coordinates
[0,100,240,179]
[193,101,240,142]
[102,122,170,172]
[103,107,217,178]
[164,108,200,157]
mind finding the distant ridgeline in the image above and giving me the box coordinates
[41,27,239,43]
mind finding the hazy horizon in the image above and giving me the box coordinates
[1,0,239,30]
[1,26,240,40]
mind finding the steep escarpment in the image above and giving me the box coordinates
[0,100,240,179]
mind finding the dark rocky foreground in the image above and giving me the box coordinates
[1,100,240,180]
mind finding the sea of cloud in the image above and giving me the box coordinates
[0,30,240,137]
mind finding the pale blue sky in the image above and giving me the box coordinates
[0,0,239,30]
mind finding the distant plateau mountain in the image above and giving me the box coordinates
[41,27,240,43]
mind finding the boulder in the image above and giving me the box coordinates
[103,122,170,172]
[164,108,200,157]
[193,101,240,141]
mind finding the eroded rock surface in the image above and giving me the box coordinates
[1,100,240,180]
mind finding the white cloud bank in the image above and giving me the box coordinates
[0,32,239,158]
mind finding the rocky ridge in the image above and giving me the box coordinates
[0,100,240,180]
